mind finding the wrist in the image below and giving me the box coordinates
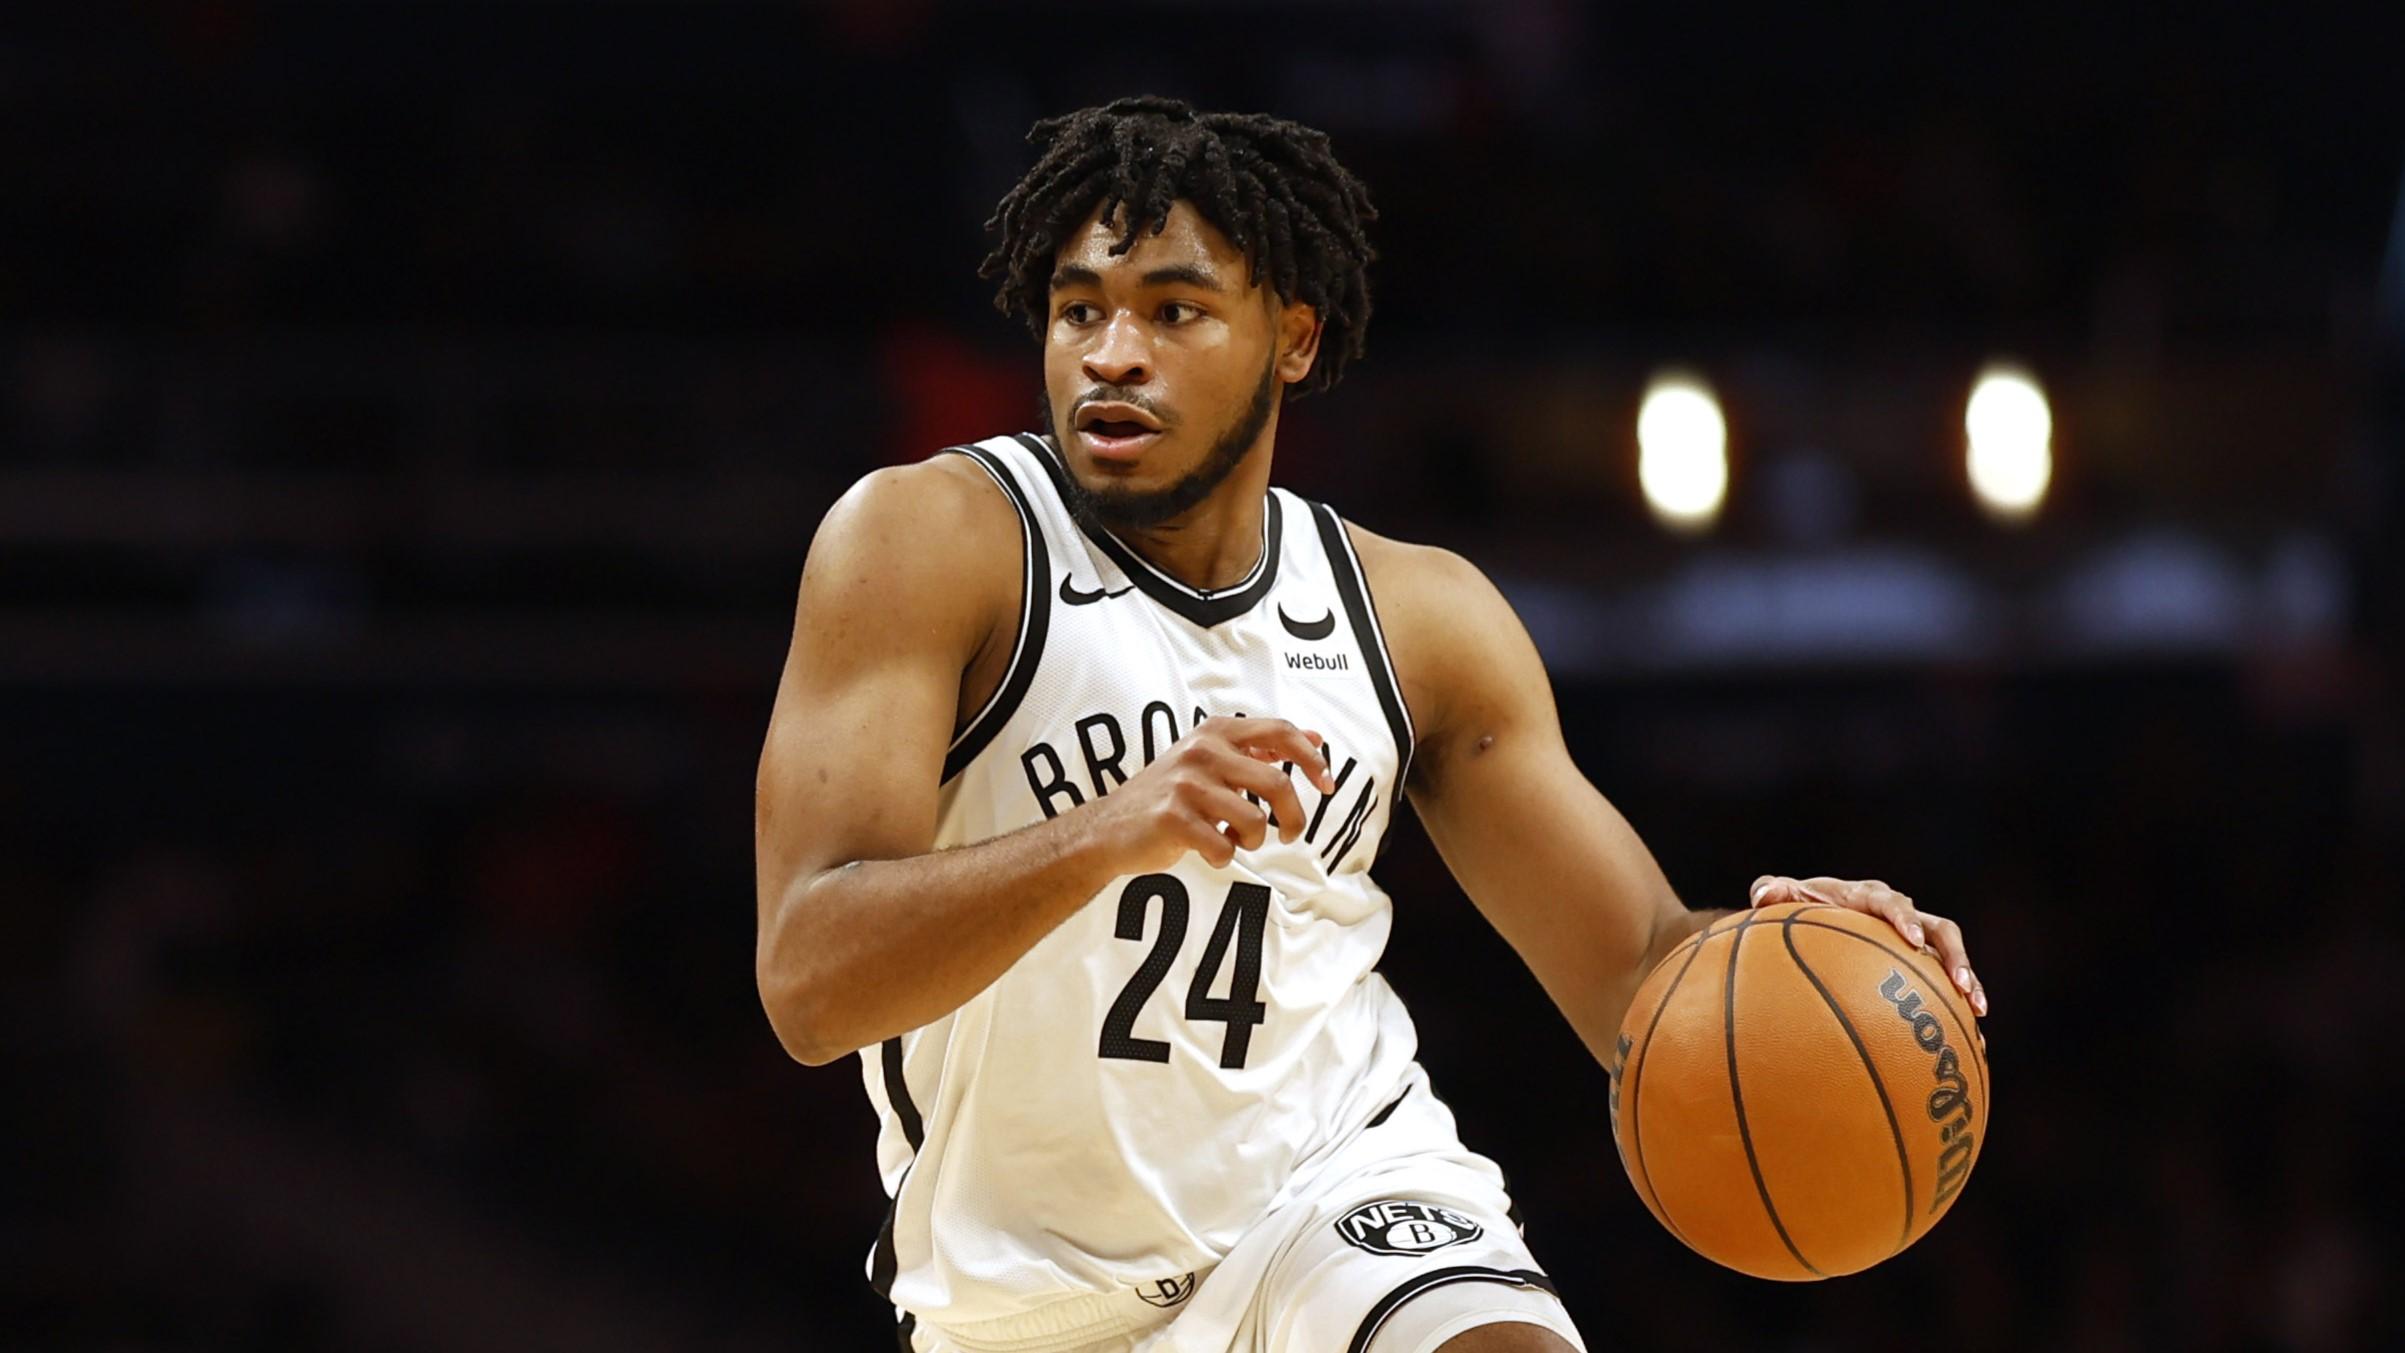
[1051,797,1146,889]
[1643,905,1734,979]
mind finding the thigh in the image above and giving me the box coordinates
[1145,1072,1587,1353]
[1238,1073,1589,1353]
[1251,1172,1585,1353]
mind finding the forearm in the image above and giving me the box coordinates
[1543,900,1736,1074]
[756,812,1124,1065]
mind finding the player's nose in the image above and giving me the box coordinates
[1081,313,1151,386]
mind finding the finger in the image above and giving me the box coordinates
[1843,879,1925,949]
[1196,826,1236,869]
[1212,759,1308,841]
[1160,805,1238,868]
[1248,734,1336,794]
[1749,875,1818,908]
[1245,747,1337,796]
[1220,719,1335,791]
[1924,915,1969,980]
[1920,914,1989,1016]
[1752,876,1842,908]
[1194,785,1271,852]
[1221,754,1311,845]
[1162,784,1242,866]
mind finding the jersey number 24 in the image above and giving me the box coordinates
[1098,873,1270,1070]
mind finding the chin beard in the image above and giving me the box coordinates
[1047,359,1278,532]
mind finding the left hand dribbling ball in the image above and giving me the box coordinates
[1607,902,1989,1280]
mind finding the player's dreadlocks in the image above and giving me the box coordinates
[981,96,1378,398]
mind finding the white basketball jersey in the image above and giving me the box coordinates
[860,432,1428,1333]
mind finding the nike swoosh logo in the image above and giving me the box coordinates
[1060,575,1135,606]
[1278,603,1336,641]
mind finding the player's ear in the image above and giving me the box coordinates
[1275,298,1322,386]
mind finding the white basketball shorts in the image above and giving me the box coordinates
[905,1066,1588,1353]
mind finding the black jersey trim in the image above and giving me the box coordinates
[1310,502,1416,789]
[869,1035,924,1303]
[940,445,1051,784]
[1345,1265,1559,1353]
[893,1311,917,1351]
[1011,431,1283,629]
[881,1036,925,1151]
[870,1168,908,1301]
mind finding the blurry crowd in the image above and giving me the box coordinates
[4,3,2400,1351]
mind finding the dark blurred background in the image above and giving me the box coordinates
[6,2,2402,1350]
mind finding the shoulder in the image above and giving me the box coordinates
[1334,519,1534,779]
[1340,519,1496,617]
[817,450,1019,551]
[799,449,1025,647]
[1339,518,1516,677]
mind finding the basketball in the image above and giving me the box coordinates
[1608,902,1989,1280]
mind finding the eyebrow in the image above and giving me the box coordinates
[1047,262,1230,293]
[1137,264,1227,292]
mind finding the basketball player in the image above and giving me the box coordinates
[755,98,1986,1353]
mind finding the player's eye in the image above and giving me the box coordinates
[1059,301,1100,325]
[1159,302,1202,325]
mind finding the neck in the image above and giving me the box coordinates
[1110,431,1278,593]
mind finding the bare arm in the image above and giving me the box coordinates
[755,459,1330,1066]
[1361,534,1725,1071]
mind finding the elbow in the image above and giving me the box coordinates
[757,962,855,1067]
[755,875,857,1068]
[757,860,906,1067]
[779,1031,853,1069]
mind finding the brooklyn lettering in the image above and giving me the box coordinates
[1017,703,1379,866]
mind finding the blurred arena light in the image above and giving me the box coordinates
[1965,363,2052,523]
[1636,370,1729,533]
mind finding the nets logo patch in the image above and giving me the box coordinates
[1334,1200,1485,1257]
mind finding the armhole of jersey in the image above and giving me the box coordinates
[1310,500,1416,789]
[941,445,1051,784]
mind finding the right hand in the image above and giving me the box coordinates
[1085,715,1338,874]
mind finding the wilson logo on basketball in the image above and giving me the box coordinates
[1879,968,1978,1212]
[1334,1200,1484,1256]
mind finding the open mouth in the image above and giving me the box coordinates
[1075,403,1165,460]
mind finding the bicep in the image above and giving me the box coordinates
[754,465,1012,914]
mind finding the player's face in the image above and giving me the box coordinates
[1042,200,1319,529]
